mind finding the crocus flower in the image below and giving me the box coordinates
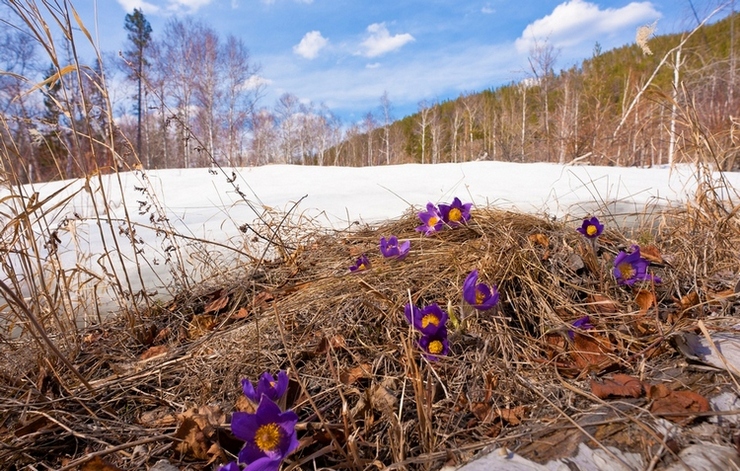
[577,217,604,239]
[242,371,289,404]
[567,315,593,340]
[231,395,300,471]
[379,236,410,260]
[218,463,241,471]
[613,246,661,286]
[349,254,371,272]
[404,303,448,335]
[439,197,472,227]
[462,270,499,310]
[418,328,449,360]
[416,202,444,235]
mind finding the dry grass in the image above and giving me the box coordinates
[1,192,739,469]
[1,2,740,470]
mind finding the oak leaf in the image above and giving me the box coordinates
[590,374,645,399]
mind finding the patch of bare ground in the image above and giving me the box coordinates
[2,196,740,470]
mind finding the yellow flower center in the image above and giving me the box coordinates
[617,262,635,280]
[254,423,281,452]
[475,289,486,305]
[427,216,439,227]
[358,263,366,270]
[428,340,444,354]
[449,208,462,222]
[586,225,598,236]
[421,314,440,329]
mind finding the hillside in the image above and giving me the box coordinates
[335,12,740,170]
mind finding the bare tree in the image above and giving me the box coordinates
[527,38,559,161]
[417,100,431,164]
[379,91,393,165]
[222,35,260,166]
[362,112,376,166]
[275,93,300,163]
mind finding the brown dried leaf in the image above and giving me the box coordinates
[252,290,275,309]
[172,417,210,460]
[590,374,645,399]
[140,345,168,361]
[640,245,663,264]
[635,290,656,313]
[707,289,735,305]
[314,334,347,355]
[173,406,226,460]
[340,363,373,385]
[232,307,249,319]
[529,233,549,247]
[570,333,613,371]
[138,408,178,427]
[204,293,229,314]
[498,406,527,425]
[152,326,171,344]
[648,384,710,424]
[80,457,124,471]
[676,291,700,311]
[188,314,215,339]
[471,402,491,422]
[586,294,618,314]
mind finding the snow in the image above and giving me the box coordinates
[2,161,739,319]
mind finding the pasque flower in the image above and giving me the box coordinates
[439,197,472,227]
[567,315,594,340]
[231,395,300,471]
[349,254,371,272]
[416,203,444,235]
[242,371,289,404]
[577,217,604,239]
[418,328,449,360]
[613,246,661,286]
[404,303,448,335]
[462,270,499,310]
[379,236,410,260]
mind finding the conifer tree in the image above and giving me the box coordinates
[123,8,152,162]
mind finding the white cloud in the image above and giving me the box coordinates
[243,75,272,90]
[481,4,495,14]
[359,23,415,58]
[166,0,213,11]
[366,62,381,69]
[293,31,328,59]
[116,0,160,13]
[515,0,660,53]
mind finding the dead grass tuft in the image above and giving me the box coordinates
[2,197,740,469]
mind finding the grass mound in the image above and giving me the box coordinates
[1,202,739,470]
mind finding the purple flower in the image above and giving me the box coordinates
[577,217,604,239]
[349,254,371,272]
[613,246,661,286]
[416,202,444,235]
[242,371,289,404]
[567,315,593,340]
[379,236,410,260]
[439,197,472,227]
[231,395,300,471]
[218,463,241,471]
[404,303,448,335]
[462,270,499,310]
[418,328,449,360]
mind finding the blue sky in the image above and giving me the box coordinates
[74,0,729,123]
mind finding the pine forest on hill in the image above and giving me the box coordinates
[1,7,739,184]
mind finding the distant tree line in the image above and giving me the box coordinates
[1,6,739,184]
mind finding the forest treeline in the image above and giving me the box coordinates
[1,4,739,184]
